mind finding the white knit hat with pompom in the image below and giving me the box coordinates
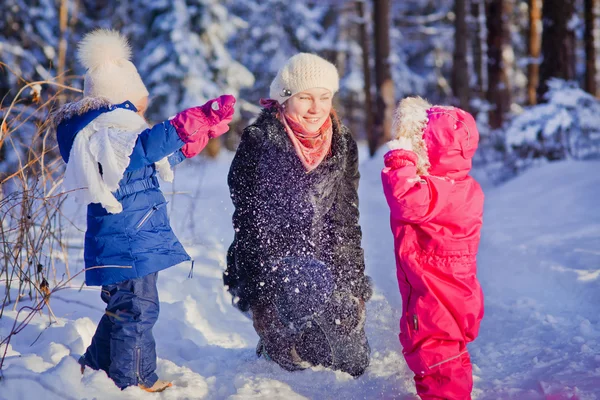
[77,29,149,104]
[269,53,339,103]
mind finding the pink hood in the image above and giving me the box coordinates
[391,97,479,180]
[424,106,479,180]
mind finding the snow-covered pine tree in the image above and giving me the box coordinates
[130,0,254,121]
[228,0,333,105]
[390,0,452,103]
[0,0,65,176]
[0,0,108,97]
[506,79,600,162]
[0,0,59,100]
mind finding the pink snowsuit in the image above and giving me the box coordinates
[381,103,484,399]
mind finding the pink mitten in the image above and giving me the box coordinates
[171,95,236,143]
[181,139,207,158]
[384,149,418,169]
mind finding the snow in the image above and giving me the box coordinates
[504,80,600,161]
[1,150,599,399]
[472,160,600,398]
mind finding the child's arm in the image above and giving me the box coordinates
[381,148,447,224]
[126,121,184,170]
[167,149,186,167]
[127,95,235,171]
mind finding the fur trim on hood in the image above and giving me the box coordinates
[51,96,113,128]
[391,96,432,176]
[390,97,480,180]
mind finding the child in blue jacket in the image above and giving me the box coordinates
[53,29,235,392]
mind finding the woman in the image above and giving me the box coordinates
[224,53,372,377]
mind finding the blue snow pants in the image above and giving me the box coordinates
[79,272,159,389]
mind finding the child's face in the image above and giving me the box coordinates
[135,97,148,117]
[284,88,333,133]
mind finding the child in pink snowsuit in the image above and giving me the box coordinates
[381,97,484,399]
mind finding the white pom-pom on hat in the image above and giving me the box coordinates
[77,29,149,105]
[77,29,132,70]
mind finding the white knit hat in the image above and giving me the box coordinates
[269,53,339,103]
[77,29,149,105]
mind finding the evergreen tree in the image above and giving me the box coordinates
[0,0,59,100]
[390,0,453,102]
[538,0,577,101]
[486,0,513,129]
[131,0,254,120]
[228,0,332,104]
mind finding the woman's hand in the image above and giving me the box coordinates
[384,148,418,169]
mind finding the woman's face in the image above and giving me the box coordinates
[284,88,333,133]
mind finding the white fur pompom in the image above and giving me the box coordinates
[77,29,132,70]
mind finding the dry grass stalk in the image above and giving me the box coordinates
[0,66,84,374]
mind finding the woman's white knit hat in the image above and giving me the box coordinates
[269,53,339,103]
[77,29,149,104]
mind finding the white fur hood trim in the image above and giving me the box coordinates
[390,96,432,176]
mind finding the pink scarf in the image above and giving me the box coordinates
[260,99,333,172]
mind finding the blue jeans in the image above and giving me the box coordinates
[79,272,159,389]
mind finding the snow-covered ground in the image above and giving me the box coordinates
[1,149,599,399]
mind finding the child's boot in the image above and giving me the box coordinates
[139,379,173,393]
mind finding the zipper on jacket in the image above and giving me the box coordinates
[412,314,419,331]
[135,346,142,384]
[400,262,416,335]
[135,205,158,230]
[405,282,413,312]
[405,283,415,335]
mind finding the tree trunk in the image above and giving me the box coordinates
[486,0,513,129]
[321,6,339,65]
[452,0,471,110]
[527,0,542,105]
[538,0,576,101]
[372,0,394,153]
[470,0,487,97]
[56,0,69,104]
[584,0,598,96]
[357,0,376,155]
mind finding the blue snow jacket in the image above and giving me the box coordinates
[55,98,190,286]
